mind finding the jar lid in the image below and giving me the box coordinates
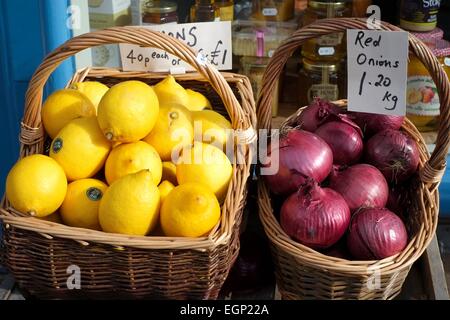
[142,1,177,14]
[303,58,339,72]
[309,1,347,10]
[432,39,450,58]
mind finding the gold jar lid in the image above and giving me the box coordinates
[142,0,178,14]
[303,58,339,72]
[308,1,347,10]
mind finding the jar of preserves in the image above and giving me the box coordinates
[400,0,441,32]
[252,0,295,22]
[302,1,351,62]
[406,39,450,131]
[191,0,218,22]
[215,0,234,21]
[298,58,344,106]
[141,1,178,25]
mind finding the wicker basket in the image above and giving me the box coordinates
[0,27,256,299]
[257,18,450,300]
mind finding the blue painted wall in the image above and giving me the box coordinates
[0,0,74,195]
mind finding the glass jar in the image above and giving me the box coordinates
[406,39,450,132]
[352,0,372,17]
[190,0,218,22]
[215,0,234,21]
[141,1,178,25]
[400,0,441,32]
[298,58,343,106]
[302,1,351,62]
[252,0,295,22]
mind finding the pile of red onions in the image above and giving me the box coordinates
[263,99,415,260]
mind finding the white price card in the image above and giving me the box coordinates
[347,29,409,116]
[120,21,232,72]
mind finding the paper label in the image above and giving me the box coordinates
[406,75,440,116]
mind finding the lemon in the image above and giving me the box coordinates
[153,75,189,107]
[6,155,67,217]
[105,141,162,185]
[99,170,160,236]
[97,80,159,142]
[158,180,175,203]
[193,110,232,151]
[39,211,63,223]
[143,104,193,161]
[50,117,111,181]
[161,161,177,185]
[60,179,107,230]
[160,183,220,237]
[176,142,232,202]
[186,89,212,111]
[42,89,96,139]
[70,81,109,110]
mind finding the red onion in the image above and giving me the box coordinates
[347,112,404,137]
[281,180,350,249]
[347,208,408,260]
[296,98,342,132]
[364,129,420,184]
[264,129,333,195]
[329,164,389,212]
[315,116,364,165]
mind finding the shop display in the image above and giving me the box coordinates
[190,0,218,22]
[407,39,450,131]
[400,0,441,32]
[131,0,178,25]
[252,0,295,22]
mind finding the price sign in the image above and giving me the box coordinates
[120,22,232,72]
[347,30,408,116]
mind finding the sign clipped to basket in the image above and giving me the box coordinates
[120,22,232,73]
[347,30,408,116]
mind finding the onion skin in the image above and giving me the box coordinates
[329,164,389,212]
[347,112,404,137]
[347,208,408,260]
[280,181,350,249]
[315,119,364,165]
[296,98,343,132]
[364,129,420,184]
[264,129,333,195]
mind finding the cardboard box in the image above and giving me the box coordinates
[88,0,131,29]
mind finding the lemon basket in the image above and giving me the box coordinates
[0,27,256,299]
[257,18,450,300]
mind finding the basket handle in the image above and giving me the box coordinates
[21,26,253,156]
[257,18,450,186]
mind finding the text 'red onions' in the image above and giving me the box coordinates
[329,164,389,212]
[364,129,420,184]
[264,129,333,195]
[296,99,342,132]
[347,208,408,260]
[281,181,350,249]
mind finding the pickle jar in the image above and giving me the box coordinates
[191,0,218,22]
[141,1,178,25]
[215,0,234,21]
[301,1,351,62]
[298,58,343,106]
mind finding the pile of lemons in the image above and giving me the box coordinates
[5,76,234,238]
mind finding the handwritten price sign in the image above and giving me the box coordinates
[347,30,408,116]
[120,22,232,72]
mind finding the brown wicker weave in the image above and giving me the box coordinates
[257,18,450,300]
[0,27,256,299]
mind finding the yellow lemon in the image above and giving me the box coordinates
[69,81,109,110]
[161,161,177,185]
[39,211,63,224]
[6,155,67,217]
[60,179,108,230]
[186,89,212,111]
[105,141,162,185]
[97,80,159,142]
[99,170,160,236]
[158,180,175,203]
[153,75,189,107]
[160,183,220,237]
[42,89,96,139]
[50,117,111,181]
[193,110,232,151]
[143,104,193,161]
[176,142,232,202]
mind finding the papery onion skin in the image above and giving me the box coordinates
[296,98,343,132]
[364,129,420,184]
[264,129,333,195]
[347,111,404,137]
[347,208,408,260]
[280,181,350,249]
[329,164,389,212]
